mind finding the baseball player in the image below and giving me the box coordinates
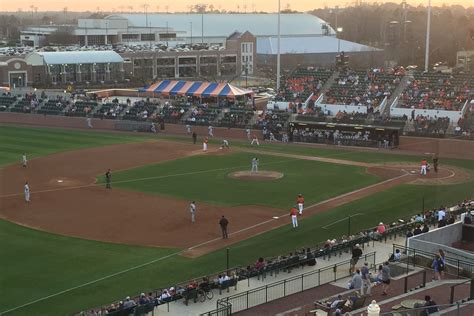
[105,169,112,189]
[251,157,259,173]
[420,159,427,176]
[220,139,230,150]
[296,194,305,215]
[208,125,214,137]
[150,122,157,133]
[186,124,192,134]
[251,135,260,146]
[290,206,298,228]
[189,201,196,223]
[269,132,277,142]
[24,182,30,202]
[246,128,251,141]
[22,153,27,168]
[86,116,93,129]
[203,137,209,152]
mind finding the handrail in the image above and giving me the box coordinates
[201,252,376,315]
[393,244,474,267]
[450,278,472,304]
[379,301,474,315]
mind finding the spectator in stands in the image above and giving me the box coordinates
[415,214,424,222]
[381,261,391,296]
[325,294,344,308]
[438,249,446,278]
[350,244,363,272]
[389,249,401,262]
[138,293,148,305]
[306,248,316,266]
[123,296,135,308]
[158,290,171,304]
[349,269,363,293]
[406,229,414,238]
[432,254,444,281]
[255,257,265,272]
[414,295,439,315]
[218,274,230,285]
[377,222,386,234]
[413,224,423,235]
[187,280,198,290]
[361,262,371,295]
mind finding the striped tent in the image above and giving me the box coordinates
[139,80,253,98]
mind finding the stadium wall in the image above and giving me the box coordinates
[1,112,474,159]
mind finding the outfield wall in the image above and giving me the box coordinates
[1,112,474,159]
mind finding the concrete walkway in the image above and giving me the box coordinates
[152,235,407,315]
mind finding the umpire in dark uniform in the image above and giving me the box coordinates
[105,169,112,189]
[219,216,229,239]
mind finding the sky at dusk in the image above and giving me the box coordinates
[1,0,473,13]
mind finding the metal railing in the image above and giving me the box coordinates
[392,244,474,279]
[201,252,376,315]
[380,301,474,315]
[450,278,474,304]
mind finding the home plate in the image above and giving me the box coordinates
[273,216,279,219]
[57,180,64,183]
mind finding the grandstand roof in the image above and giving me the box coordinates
[107,13,335,38]
[257,36,382,55]
[27,51,123,65]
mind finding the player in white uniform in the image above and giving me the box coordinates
[220,139,230,150]
[208,125,214,137]
[150,122,157,133]
[22,153,27,168]
[24,182,30,202]
[203,137,209,152]
[186,124,191,134]
[246,128,251,141]
[86,116,93,128]
[251,157,259,173]
[189,201,196,223]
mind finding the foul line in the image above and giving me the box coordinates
[321,213,365,230]
[0,159,295,199]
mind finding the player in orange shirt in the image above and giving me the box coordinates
[203,137,209,152]
[290,206,298,228]
[296,194,305,215]
[420,159,427,175]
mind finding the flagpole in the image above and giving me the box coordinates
[424,0,432,72]
[276,0,281,93]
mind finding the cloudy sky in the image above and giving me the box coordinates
[1,0,472,12]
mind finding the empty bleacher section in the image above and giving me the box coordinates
[0,95,17,111]
[66,101,98,117]
[186,106,221,126]
[217,107,254,128]
[323,68,403,110]
[37,98,68,115]
[277,68,333,103]
[122,100,158,121]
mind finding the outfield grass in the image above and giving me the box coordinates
[109,152,380,208]
[0,126,473,315]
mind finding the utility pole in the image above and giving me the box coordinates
[276,0,281,92]
[424,0,432,72]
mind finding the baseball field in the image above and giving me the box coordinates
[1,125,473,315]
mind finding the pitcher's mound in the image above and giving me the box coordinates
[229,170,284,181]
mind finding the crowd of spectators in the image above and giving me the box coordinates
[157,101,189,123]
[399,72,472,111]
[256,109,290,137]
[413,115,450,135]
[122,100,158,121]
[276,68,333,103]
[324,68,402,108]
[291,128,394,148]
[456,109,474,137]
[185,105,221,125]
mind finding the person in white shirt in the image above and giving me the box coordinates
[189,201,196,223]
[24,182,30,202]
[22,153,27,168]
[208,125,214,137]
[437,209,446,221]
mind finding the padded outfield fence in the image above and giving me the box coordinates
[200,252,376,316]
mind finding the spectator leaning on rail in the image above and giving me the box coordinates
[351,244,363,272]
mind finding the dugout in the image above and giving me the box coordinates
[289,121,401,148]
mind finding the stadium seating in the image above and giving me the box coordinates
[0,95,16,111]
[217,107,254,128]
[66,101,98,117]
[277,68,333,103]
[122,101,158,121]
[157,104,190,123]
[93,102,126,119]
[37,99,68,115]
[324,69,402,107]
[186,106,221,126]
[398,72,472,111]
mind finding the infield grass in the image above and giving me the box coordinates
[1,125,473,315]
[108,152,380,208]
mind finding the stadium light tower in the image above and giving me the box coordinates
[424,0,432,72]
[276,0,281,93]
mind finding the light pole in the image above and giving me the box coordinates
[276,0,281,93]
[425,0,432,72]
[337,27,343,53]
[190,22,193,45]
